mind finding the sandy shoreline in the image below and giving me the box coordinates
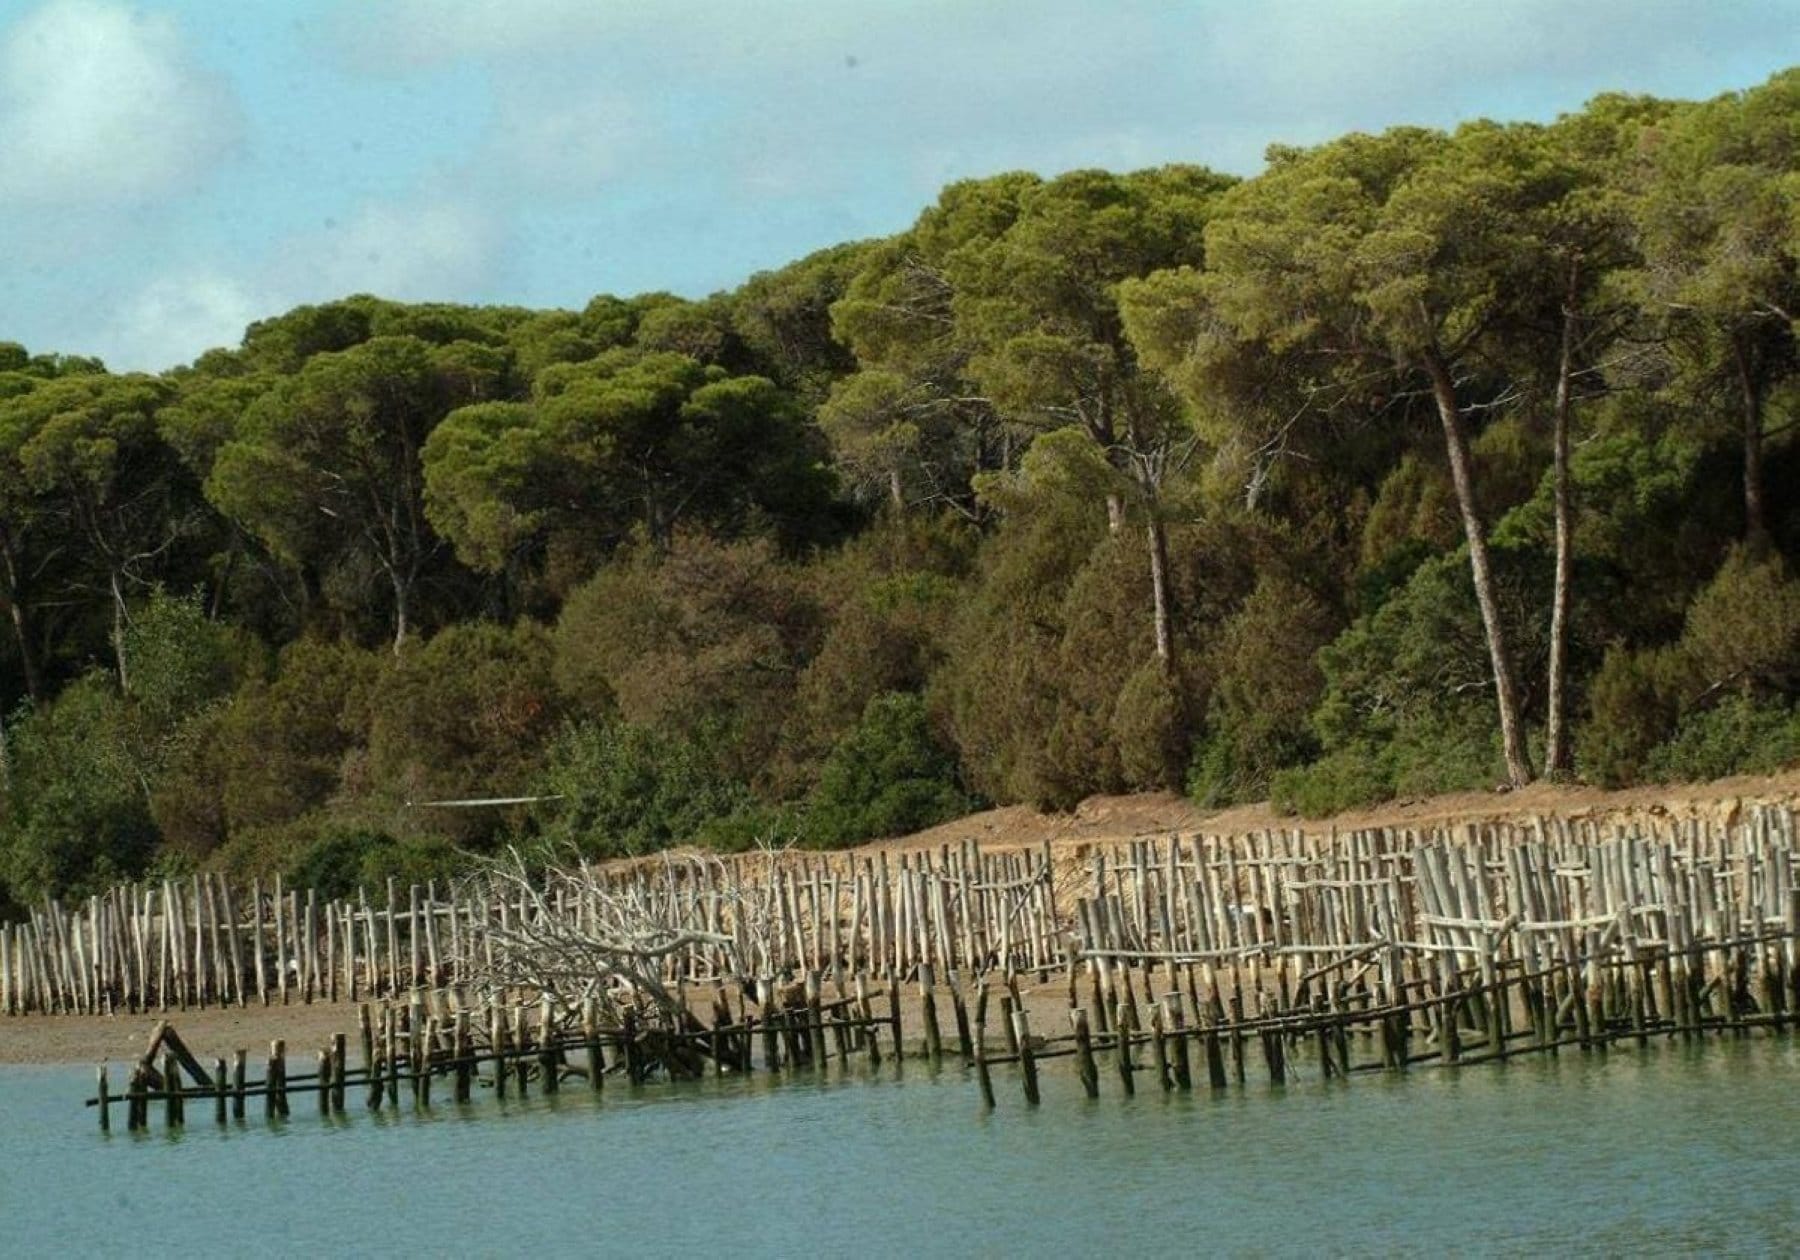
[0,979,1093,1068]
[0,1002,364,1067]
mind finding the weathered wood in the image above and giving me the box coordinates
[1070,1007,1099,1099]
[1013,1007,1039,1106]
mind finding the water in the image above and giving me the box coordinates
[3,1041,1797,1257]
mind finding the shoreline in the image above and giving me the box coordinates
[0,978,1088,1068]
[7,768,1800,1067]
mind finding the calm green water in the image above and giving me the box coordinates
[2,1040,1797,1257]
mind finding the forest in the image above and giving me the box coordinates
[3,69,1799,913]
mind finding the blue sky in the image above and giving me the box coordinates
[2,0,1798,371]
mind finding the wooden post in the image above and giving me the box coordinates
[975,993,995,1109]
[164,1051,182,1128]
[1115,1000,1136,1096]
[127,1064,147,1131]
[222,878,244,1008]
[511,1006,531,1096]
[1148,1001,1170,1091]
[231,1048,247,1120]
[367,1019,385,1111]
[1071,1007,1099,1099]
[621,1006,642,1084]
[260,1039,279,1120]
[96,1064,110,1132]
[458,1010,476,1102]
[251,877,267,1005]
[538,998,558,1094]
[804,973,826,1072]
[272,1039,289,1119]
[419,1018,437,1107]
[409,995,427,1105]
[856,977,880,1068]
[1000,993,1020,1057]
[581,999,602,1093]
[919,964,942,1062]
[758,998,778,1073]
[1013,1007,1039,1105]
[213,1056,227,1125]
[491,1005,507,1100]
[358,1002,374,1084]
[888,977,903,1059]
[950,981,974,1062]
[1165,994,1192,1091]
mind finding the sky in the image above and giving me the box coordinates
[2,0,1798,373]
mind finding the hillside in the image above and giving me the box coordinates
[6,69,1800,915]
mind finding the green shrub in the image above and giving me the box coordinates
[552,534,821,787]
[355,834,465,890]
[1111,662,1187,791]
[123,588,253,732]
[217,638,380,835]
[804,692,973,847]
[693,803,806,853]
[368,620,562,845]
[1575,646,1688,787]
[1644,696,1800,784]
[1576,547,1800,788]
[285,828,392,900]
[1189,574,1336,806]
[1270,742,1395,817]
[533,719,755,857]
[0,674,156,900]
[149,705,232,858]
[1680,544,1800,694]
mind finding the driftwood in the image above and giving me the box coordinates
[448,846,784,1026]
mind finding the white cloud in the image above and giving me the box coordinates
[108,269,261,371]
[487,89,642,196]
[278,201,499,301]
[102,198,500,371]
[0,0,241,205]
[336,0,645,69]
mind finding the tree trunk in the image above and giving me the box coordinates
[1146,513,1174,668]
[1734,339,1767,550]
[1544,266,1579,779]
[1106,495,1126,534]
[5,598,37,704]
[1424,352,1532,787]
[390,569,410,655]
[887,467,905,512]
[110,569,130,696]
[208,543,237,621]
[0,536,40,704]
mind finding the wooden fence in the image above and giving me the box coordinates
[5,844,1061,1015]
[59,799,1800,1126]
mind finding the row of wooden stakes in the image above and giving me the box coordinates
[89,973,917,1132]
[12,839,1064,1017]
[90,913,1800,1132]
[979,922,1800,1106]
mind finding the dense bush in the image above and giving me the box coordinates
[804,692,975,847]
[532,719,757,858]
[1578,548,1800,786]
[368,620,562,844]
[1576,646,1688,787]
[1188,574,1336,806]
[9,73,1800,904]
[1644,696,1800,784]
[0,675,157,899]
